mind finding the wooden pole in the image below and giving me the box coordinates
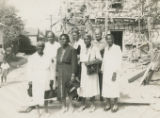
[138,0,143,44]
[146,0,152,49]
[128,70,146,83]
[50,15,53,31]
[105,1,109,34]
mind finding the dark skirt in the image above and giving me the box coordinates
[77,63,81,80]
[57,63,72,100]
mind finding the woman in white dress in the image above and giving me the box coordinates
[78,34,102,112]
[44,31,60,90]
[101,34,122,112]
[26,41,51,113]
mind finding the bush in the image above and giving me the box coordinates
[18,35,36,55]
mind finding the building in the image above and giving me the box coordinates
[61,0,150,52]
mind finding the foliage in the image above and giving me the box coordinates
[132,0,160,24]
[0,2,24,49]
[17,35,36,55]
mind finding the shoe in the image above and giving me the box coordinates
[60,107,69,113]
[111,104,118,112]
[104,103,111,111]
[78,105,87,111]
[42,113,51,118]
[89,105,96,112]
[18,106,35,113]
[68,106,75,113]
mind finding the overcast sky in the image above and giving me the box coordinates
[7,0,61,31]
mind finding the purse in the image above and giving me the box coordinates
[27,83,57,99]
[86,59,102,75]
[65,79,80,93]
[65,79,80,99]
[85,50,102,75]
[44,89,57,99]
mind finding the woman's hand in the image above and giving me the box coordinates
[112,72,117,82]
[51,59,54,63]
[71,73,75,81]
[49,80,54,90]
[28,81,32,89]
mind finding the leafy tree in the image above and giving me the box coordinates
[17,35,36,55]
[0,2,24,51]
[131,0,160,26]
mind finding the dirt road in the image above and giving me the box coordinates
[0,62,160,118]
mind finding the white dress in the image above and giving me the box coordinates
[27,52,50,106]
[1,63,10,77]
[44,42,60,88]
[1,63,10,70]
[72,38,84,49]
[78,45,102,98]
[101,44,122,98]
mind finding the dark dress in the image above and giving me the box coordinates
[56,45,78,100]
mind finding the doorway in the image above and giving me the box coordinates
[111,31,123,50]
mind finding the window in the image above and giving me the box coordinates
[96,18,105,25]
[111,0,123,9]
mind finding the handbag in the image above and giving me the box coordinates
[65,79,80,93]
[86,59,102,75]
[27,83,57,99]
[65,79,80,99]
[44,89,57,99]
[85,50,102,75]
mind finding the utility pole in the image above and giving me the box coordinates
[105,0,109,34]
[50,15,53,31]
[138,0,142,43]
[146,0,152,49]
[46,15,53,31]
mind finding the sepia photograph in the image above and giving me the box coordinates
[0,0,160,118]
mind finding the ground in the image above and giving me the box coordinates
[0,55,160,118]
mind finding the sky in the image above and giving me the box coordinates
[7,0,61,32]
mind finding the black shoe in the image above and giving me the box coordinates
[19,106,35,113]
[104,104,111,111]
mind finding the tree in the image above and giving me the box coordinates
[132,0,160,27]
[0,2,24,50]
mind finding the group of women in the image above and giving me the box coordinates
[26,28,122,113]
